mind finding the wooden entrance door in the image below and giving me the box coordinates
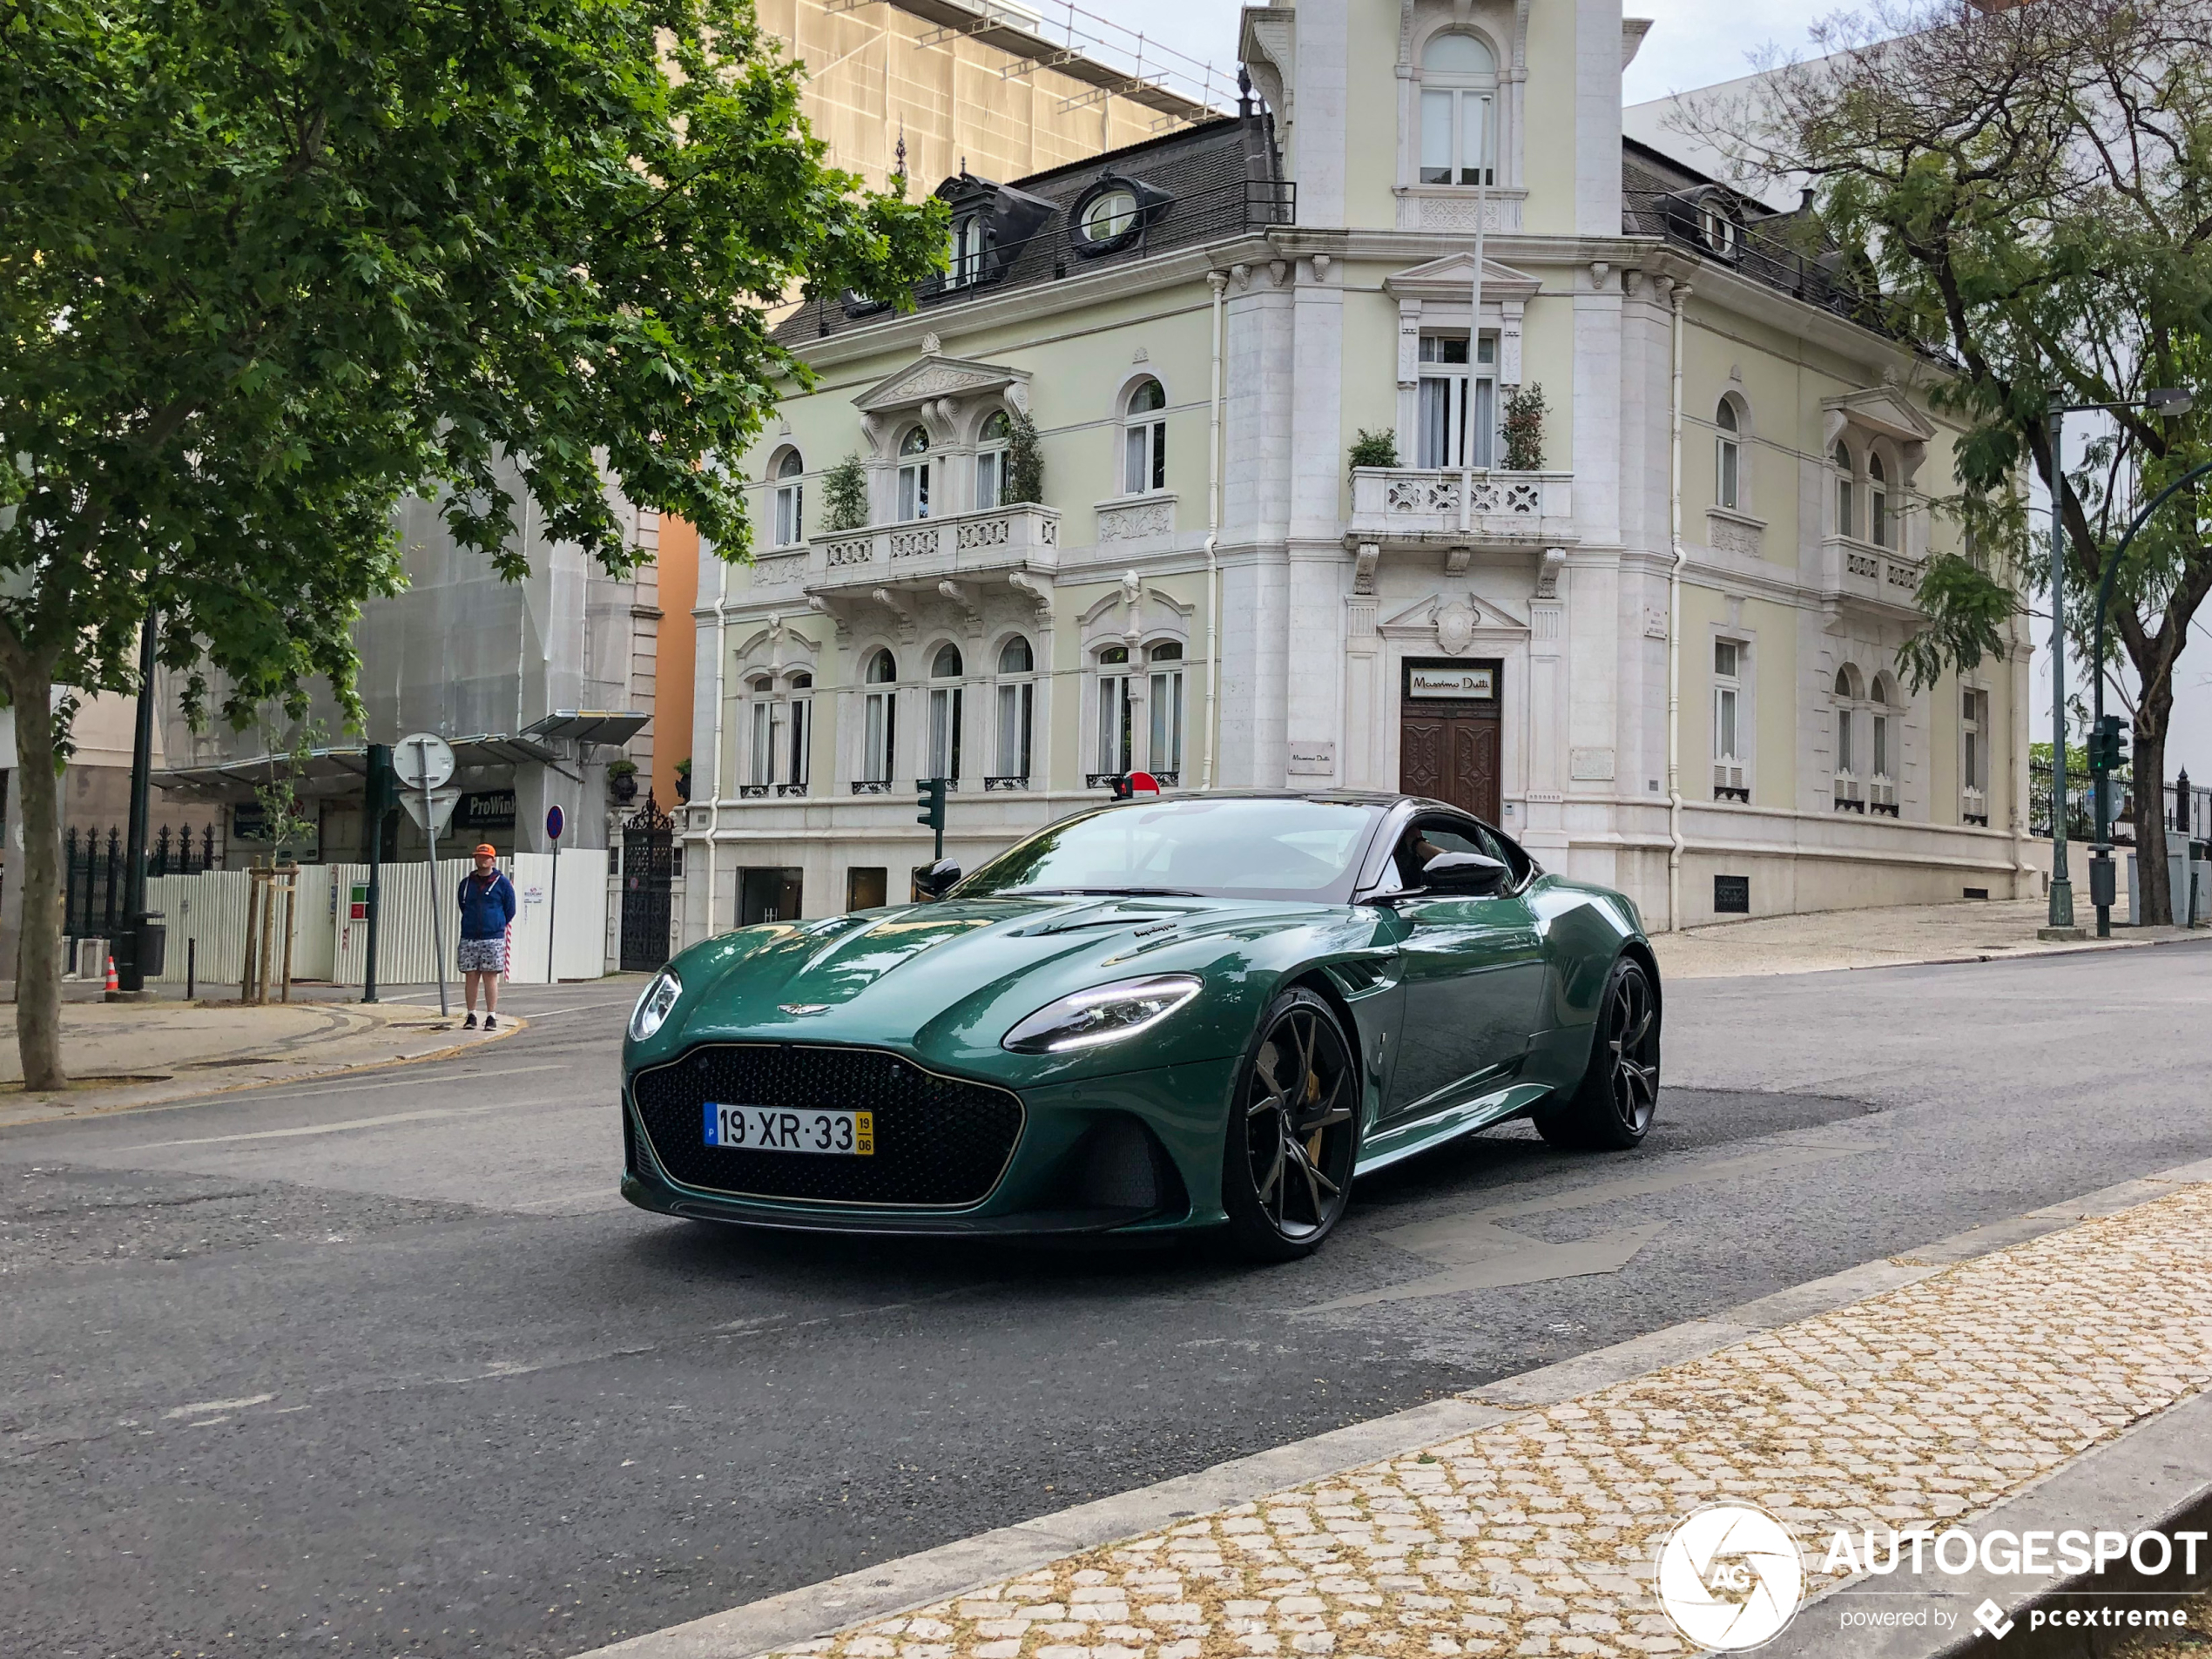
[1399,659,1502,819]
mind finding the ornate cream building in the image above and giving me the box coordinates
[680,0,2041,938]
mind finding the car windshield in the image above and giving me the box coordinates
[954,799,1385,904]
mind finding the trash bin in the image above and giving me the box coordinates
[134,914,166,980]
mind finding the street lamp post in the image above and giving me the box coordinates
[2041,388,2196,941]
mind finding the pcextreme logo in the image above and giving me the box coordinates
[1655,1502,1808,1651]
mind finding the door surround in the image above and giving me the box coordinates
[1399,656,1504,820]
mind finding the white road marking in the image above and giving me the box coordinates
[127,1063,571,1132]
[163,1393,274,1420]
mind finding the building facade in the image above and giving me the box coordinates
[682,0,2040,941]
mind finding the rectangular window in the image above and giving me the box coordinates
[1123,422,1165,494]
[1871,486,1890,549]
[788,697,812,787]
[1711,639,1746,800]
[898,461,930,521]
[1837,476,1855,538]
[1717,436,1739,510]
[1715,685,1738,763]
[1837,708,1854,776]
[1415,335,1494,469]
[1148,667,1185,773]
[863,690,894,784]
[927,686,962,780]
[1872,713,1890,779]
[773,482,802,547]
[1096,673,1132,773]
[846,867,888,911]
[975,449,1004,511]
[1962,689,1988,811]
[995,681,1033,779]
[1419,89,1493,185]
[750,700,772,786]
[1420,90,1453,185]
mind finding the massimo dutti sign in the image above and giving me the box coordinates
[1406,666,1495,700]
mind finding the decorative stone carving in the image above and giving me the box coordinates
[1535,546,1567,598]
[1008,569,1053,624]
[1096,497,1175,543]
[824,536,873,569]
[1436,601,1478,656]
[871,587,917,641]
[752,555,805,589]
[1352,543,1379,595]
[1706,511,1764,557]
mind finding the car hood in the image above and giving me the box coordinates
[637,894,1379,1076]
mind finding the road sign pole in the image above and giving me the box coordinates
[416,738,450,1018]
[544,805,565,986]
[363,743,389,1002]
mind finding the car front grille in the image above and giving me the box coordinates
[630,1043,1024,1208]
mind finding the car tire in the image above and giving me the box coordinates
[1534,954,1660,1151]
[1221,986,1361,1262]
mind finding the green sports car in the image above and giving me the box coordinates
[620,792,1660,1259]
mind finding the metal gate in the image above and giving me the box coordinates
[620,796,676,972]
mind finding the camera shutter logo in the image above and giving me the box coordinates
[1655,1502,1806,1651]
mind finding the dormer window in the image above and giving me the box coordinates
[1069,173,1174,260]
[1419,33,1496,186]
[948,214,983,287]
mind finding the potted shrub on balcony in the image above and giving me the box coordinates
[674,758,692,803]
[1348,428,1399,472]
[1502,383,1547,472]
[823,455,867,532]
[1004,409,1045,504]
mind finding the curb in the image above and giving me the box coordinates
[574,1155,2212,1659]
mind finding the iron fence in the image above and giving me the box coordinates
[2031,765,2211,853]
[64,823,222,941]
[1623,190,1895,339]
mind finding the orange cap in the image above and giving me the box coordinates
[474,844,497,858]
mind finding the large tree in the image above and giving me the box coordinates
[0,0,942,1084]
[1703,0,2212,922]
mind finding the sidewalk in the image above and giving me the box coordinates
[1653,896,2204,979]
[588,1164,2212,1659]
[0,995,523,1128]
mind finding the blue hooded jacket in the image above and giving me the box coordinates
[458,868,518,941]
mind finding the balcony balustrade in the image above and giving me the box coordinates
[1348,468,1575,543]
[756,503,1060,600]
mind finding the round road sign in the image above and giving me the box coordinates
[1126,771,1161,798]
[398,732,455,792]
[546,804,565,842]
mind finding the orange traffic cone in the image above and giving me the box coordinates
[104,954,119,993]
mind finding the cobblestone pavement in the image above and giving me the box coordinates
[772,1183,2212,1659]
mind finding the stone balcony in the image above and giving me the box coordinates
[740,504,1062,602]
[1819,534,1925,617]
[1348,467,1575,547]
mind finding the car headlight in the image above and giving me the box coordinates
[1001,974,1202,1055]
[630,968,683,1041]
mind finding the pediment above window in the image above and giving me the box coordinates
[1384,253,1542,304]
[853,354,1030,417]
[1822,387,1935,448]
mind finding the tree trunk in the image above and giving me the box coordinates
[2129,712,2172,927]
[3,656,68,1089]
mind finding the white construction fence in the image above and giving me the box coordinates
[146,851,610,990]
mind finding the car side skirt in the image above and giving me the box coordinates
[1354,1081,1556,1176]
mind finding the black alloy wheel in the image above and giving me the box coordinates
[1222,986,1360,1260]
[1535,954,1661,1150]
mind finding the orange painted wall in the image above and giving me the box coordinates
[653,515,700,808]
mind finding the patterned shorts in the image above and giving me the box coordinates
[457,935,507,975]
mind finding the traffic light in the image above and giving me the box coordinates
[2088,715,2129,774]
[916,777,948,858]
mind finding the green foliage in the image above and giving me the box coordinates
[823,455,870,530]
[1003,410,1045,505]
[1897,553,2018,693]
[0,0,946,731]
[251,722,324,860]
[1348,428,1400,470]
[1501,384,1547,472]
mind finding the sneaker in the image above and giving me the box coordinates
[462,1014,477,1029]
[482,1014,497,1031]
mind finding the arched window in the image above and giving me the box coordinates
[1833,442,1856,538]
[862,649,898,786]
[772,449,804,547]
[926,643,963,782]
[747,675,774,788]
[994,636,1035,786]
[975,409,1012,511]
[1096,644,1134,775]
[1122,379,1166,496]
[1147,642,1185,779]
[786,671,813,791]
[1869,452,1891,548]
[1868,671,1897,813]
[1833,664,1865,810]
[1419,33,1496,186]
[1715,400,1741,511]
[897,426,931,522]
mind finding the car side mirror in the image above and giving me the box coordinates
[913,858,962,900]
[1420,852,1508,896]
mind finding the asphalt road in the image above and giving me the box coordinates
[5,942,2211,1659]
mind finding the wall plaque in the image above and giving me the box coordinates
[1406,665,1495,700]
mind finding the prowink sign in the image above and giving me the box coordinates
[1408,667,1494,700]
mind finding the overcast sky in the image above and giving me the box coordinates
[1082,0,1846,109]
